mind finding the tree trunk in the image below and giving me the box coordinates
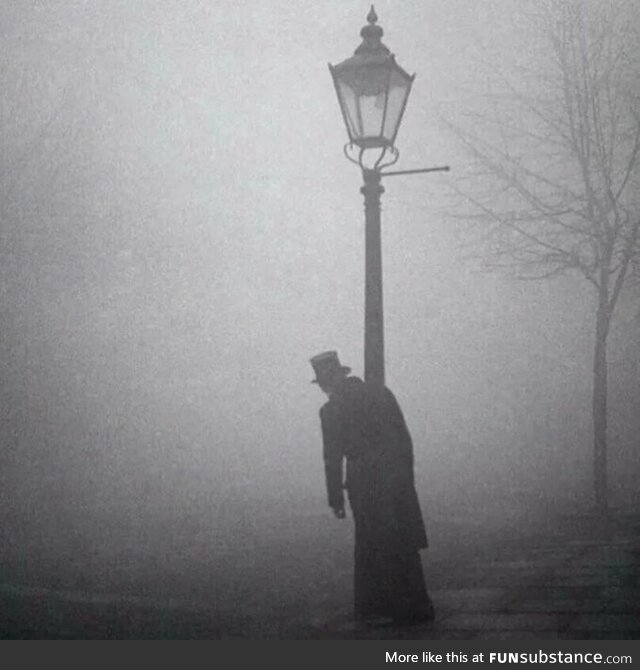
[592,295,611,515]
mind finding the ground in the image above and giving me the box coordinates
[0,497,639,639]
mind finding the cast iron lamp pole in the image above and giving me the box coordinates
[330,7,449,388]
[362,167,385,387]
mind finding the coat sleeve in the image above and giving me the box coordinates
[319,405,345,510]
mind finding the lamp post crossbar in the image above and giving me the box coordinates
[381,165,450,178]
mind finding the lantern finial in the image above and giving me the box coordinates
[357,6,388,56]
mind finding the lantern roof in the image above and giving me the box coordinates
[355,6,389,57]
[332,6,412,81]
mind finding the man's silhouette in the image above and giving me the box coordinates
[310,350,434,625]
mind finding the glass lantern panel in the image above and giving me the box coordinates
[357,89,387,139]
[382,68,411,143]
[336,79,360,140]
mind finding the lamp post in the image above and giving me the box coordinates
[329,6,448,388]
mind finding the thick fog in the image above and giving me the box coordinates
[1,0,638,631]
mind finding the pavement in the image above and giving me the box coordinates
[303,511,640,640]
[1,510,639,639]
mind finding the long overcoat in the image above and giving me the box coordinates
[319,376,428,552]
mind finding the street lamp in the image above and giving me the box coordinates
[329,6,414,160]
[329,6,448,388]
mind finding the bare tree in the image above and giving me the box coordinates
[444,0,640,514]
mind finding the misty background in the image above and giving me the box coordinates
[1,0,638,625]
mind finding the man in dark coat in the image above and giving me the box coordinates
[310,350,434,625]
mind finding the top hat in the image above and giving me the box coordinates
[309,350,351,384]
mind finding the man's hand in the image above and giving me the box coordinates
[332,505,346,519]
